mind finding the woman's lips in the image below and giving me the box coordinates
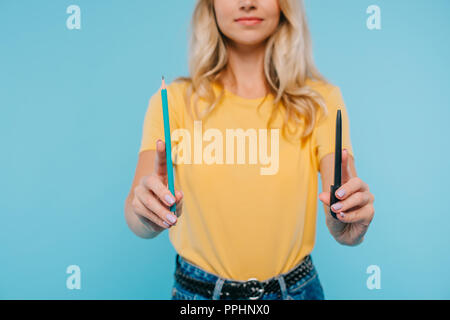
[235,18,263,26]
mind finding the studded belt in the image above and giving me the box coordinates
[174,255,315,300]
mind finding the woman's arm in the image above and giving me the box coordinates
[318,149,375,246]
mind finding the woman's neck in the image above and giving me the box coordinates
[219,41,270,99]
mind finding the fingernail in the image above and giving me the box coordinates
[165,194,175,205]
[166,213,177,224]
[340,212,345,218]
[336,189,345,198]
[331,202,343,211]
[163,221,170,228]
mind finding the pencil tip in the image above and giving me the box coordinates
[161,75,166,89]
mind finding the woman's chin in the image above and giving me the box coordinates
[228,36,269,48]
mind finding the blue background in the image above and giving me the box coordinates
[1,0,449,299]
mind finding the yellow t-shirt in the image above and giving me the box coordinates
[139,78,354,281]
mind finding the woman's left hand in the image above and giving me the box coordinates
[319,149,375,246]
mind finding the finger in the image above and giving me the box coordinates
[132,196,170,229]
[138,189,178,225]
[142,174,176,207]
[318,191,330,207]
[154,139,168,178]
[335,177,368,201]
[330,191,371,214]
[341,148,354,183]
[174,189,184,218]
[174,189,183,206]
[335,203,374,225]
[135,183,178,225]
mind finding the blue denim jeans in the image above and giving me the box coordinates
[171,254,325,300]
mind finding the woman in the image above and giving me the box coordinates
[125,0,375,300]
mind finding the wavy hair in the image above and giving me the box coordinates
[175,0,328,142]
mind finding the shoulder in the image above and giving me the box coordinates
[148,77,190,101]
[305,79,349,133]
[147,77,191,114]
[305,78,346,117]
[166,77,191,99]
[305,78,342,100]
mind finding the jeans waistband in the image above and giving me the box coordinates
[175,254,222,283]
[175,253,315,283]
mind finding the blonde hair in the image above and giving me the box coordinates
[175,0,328,142]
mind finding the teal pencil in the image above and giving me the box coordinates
[160,76,176,213]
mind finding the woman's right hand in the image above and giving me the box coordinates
[131,139,183,232]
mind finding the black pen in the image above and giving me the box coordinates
[329,109,342,220]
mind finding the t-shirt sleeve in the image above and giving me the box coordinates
[313,85,354,170]
[139,85,181,154]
